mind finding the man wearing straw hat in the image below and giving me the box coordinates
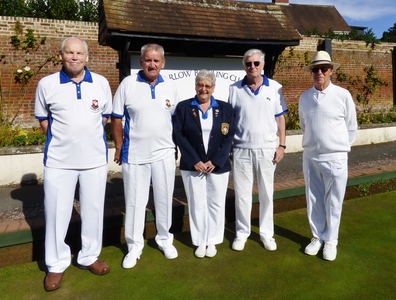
[299,50,358,261]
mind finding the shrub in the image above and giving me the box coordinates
[359,111,396,124]
[285,104,300,130]
[0,126,46,147]
[284,105,396,130]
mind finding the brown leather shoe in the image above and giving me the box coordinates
[79,259,110,275]
[44,272,63,292]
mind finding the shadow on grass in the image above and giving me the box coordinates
[225,217,310,253]
[274,224,310,253]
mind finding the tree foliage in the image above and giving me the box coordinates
[381,23,396,42]
[0,0,98,22]
[0,0,27,16]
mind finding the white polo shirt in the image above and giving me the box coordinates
[35,67,112,169]
[112,71,180,164]
[228,75,288,149]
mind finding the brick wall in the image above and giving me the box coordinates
[1,16,395,127]
[0,16,119,127]
[274,38,396,109]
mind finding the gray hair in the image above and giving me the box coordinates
[195,69,216,87]
[141,43,165,59]
[60,37,88,54]
[242,49,265,65]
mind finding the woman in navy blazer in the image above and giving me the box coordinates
[173,69,235,258]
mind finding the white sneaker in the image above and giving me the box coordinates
[261,237,277,251]
[205,244,217,258]
[323,243,337,261]
[122,249,142,269]
[194,245,206,258]
[232,238,246,251]
[158,244,178,259]
[305,238,323,255]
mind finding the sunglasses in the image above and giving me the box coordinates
[311,66,331,73]
[197,83,213,89]
[245,61,261,67]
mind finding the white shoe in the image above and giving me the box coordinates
[122,249,142,269]
[195,245,206,258]
[261,237,277,251]
[323,243,337,261]
[205,244,217,258]
[305,238,324,255]
[232,238,246,251]
[158,244,178,259]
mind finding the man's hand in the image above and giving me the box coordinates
[272,147,285,163]
[113,149,122,165]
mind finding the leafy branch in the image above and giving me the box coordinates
[336,65,389,112]
[0,20,59,146]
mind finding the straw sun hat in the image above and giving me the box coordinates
[304,50,340,71]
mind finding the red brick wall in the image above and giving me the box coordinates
[0,16,119,127]
[1,17,395,127]
[274,38,396,109]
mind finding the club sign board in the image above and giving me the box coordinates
[130,55,247,101]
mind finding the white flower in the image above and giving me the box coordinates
[24,66,30,71]
[17,69,23,73]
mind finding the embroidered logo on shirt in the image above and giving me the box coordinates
[165,99,171,109]
[91,99,99,111]
[267,97,271,101]
[221,123,229,135]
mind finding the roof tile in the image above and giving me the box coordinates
[280,4,351,35]
[102,0,301,41]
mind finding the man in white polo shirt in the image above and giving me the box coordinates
[112,43,180,268]
[228,49,288,252]
[35,37,112,291]
[299,51,357,261]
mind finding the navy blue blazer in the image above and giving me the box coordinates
[173,96,235,174]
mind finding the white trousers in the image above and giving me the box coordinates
[181,170,229,247]
[122,154,175,253]
[233,148,276,240]
[44,165,108,273]
[303,153,348,246]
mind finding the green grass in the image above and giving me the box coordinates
[1,192,395,299]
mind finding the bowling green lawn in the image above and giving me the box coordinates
[0,191,395,299]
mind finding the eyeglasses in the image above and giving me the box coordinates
[197,83,213,89]
[311,66,331,73]
[245,61,261,68]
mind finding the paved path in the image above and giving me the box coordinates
[1,141,396,235]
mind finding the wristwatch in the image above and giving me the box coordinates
[279,145,286,149]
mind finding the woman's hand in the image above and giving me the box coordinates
[204,160,216,173]
[194,161,207,173]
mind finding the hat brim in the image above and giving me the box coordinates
[303,62,340,72]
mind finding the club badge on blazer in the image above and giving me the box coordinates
[221,123,229,135]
